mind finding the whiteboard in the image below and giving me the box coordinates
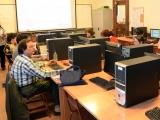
[76,4,92,29]
[0,4,17,33]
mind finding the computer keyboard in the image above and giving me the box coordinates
[89,77,115,91]
[49,63,64,70]
[145,107,160,120]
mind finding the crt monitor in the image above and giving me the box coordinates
[105,41,122,55]
[49,30,66,38]
[78,36,87,42]
[86,37,110,59]
[46,37,74,60]
[69,33,87,42]
[131,27,147,38]
[36,33,57,45]
[150,29,160,40]
[60,32,69,37]
[104,50,127,76]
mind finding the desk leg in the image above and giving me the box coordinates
[59,87,80,120]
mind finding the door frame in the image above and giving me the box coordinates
[113,0,129,37]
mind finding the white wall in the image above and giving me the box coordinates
[1,0,159,33]
[98,0,112,9]
[0,0,15,4]
[76,0,99,9]
[97,0,160,33]
[130,0,160,32]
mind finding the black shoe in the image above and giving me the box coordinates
[2,67,5,70]
[54,111,60,116]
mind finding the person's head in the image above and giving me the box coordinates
[100,29,114,37]
[7,33,17,44]
[18,39,36,57]
[16,34,28,44]
[136,35,146,44]
[85,28,95,38]
[136,29,144,35]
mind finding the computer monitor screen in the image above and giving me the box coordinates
[78,36,87,42]
[105,41,122,55]
[49,30,66,38]
[46,38,74,60]
[60,32,69,37]
[131,27,147,38]
[104,50,127,76]
[36,33,57,45]
[69,33,87,42]
[87,37,110,59]
[150,29,160,39]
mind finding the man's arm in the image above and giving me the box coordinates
[24,60,59,78]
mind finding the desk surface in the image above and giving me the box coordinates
[43,60,70,84]
[117,37,134,42]
[63,71,160,120]
[117,37,134,46]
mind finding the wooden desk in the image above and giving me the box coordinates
[153,43,160,53]
[117,37,134,46]
[60,71,160,120]
[117,37,160,54]
[42,60,70,84]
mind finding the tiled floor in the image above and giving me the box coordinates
[0,62,61,120]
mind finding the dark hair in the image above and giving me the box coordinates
[7,33,17,43]
[85,28,95,36]
[136,29,144,35]
[101,29,114,37]
[16,34,28,44]
[136,35,146,43]
[18,39,32,54]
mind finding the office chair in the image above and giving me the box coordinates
[64,90,97,120]
[5,72,50,119]
[25,92,50,117]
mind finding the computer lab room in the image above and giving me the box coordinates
[0,0,160,120]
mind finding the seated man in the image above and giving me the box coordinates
[11,39,60,116]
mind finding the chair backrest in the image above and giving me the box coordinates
[64,90,82,120]
[5,72,30,120]
[65,90,97,120]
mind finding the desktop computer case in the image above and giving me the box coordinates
[115,56,160,108]
[122,44,153,58]
[86,37,110,59]
[46,38,73,60]
[68,44,101,74]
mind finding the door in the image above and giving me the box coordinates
[113,0,129,37]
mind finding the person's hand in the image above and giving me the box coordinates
[47,60,57,66]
